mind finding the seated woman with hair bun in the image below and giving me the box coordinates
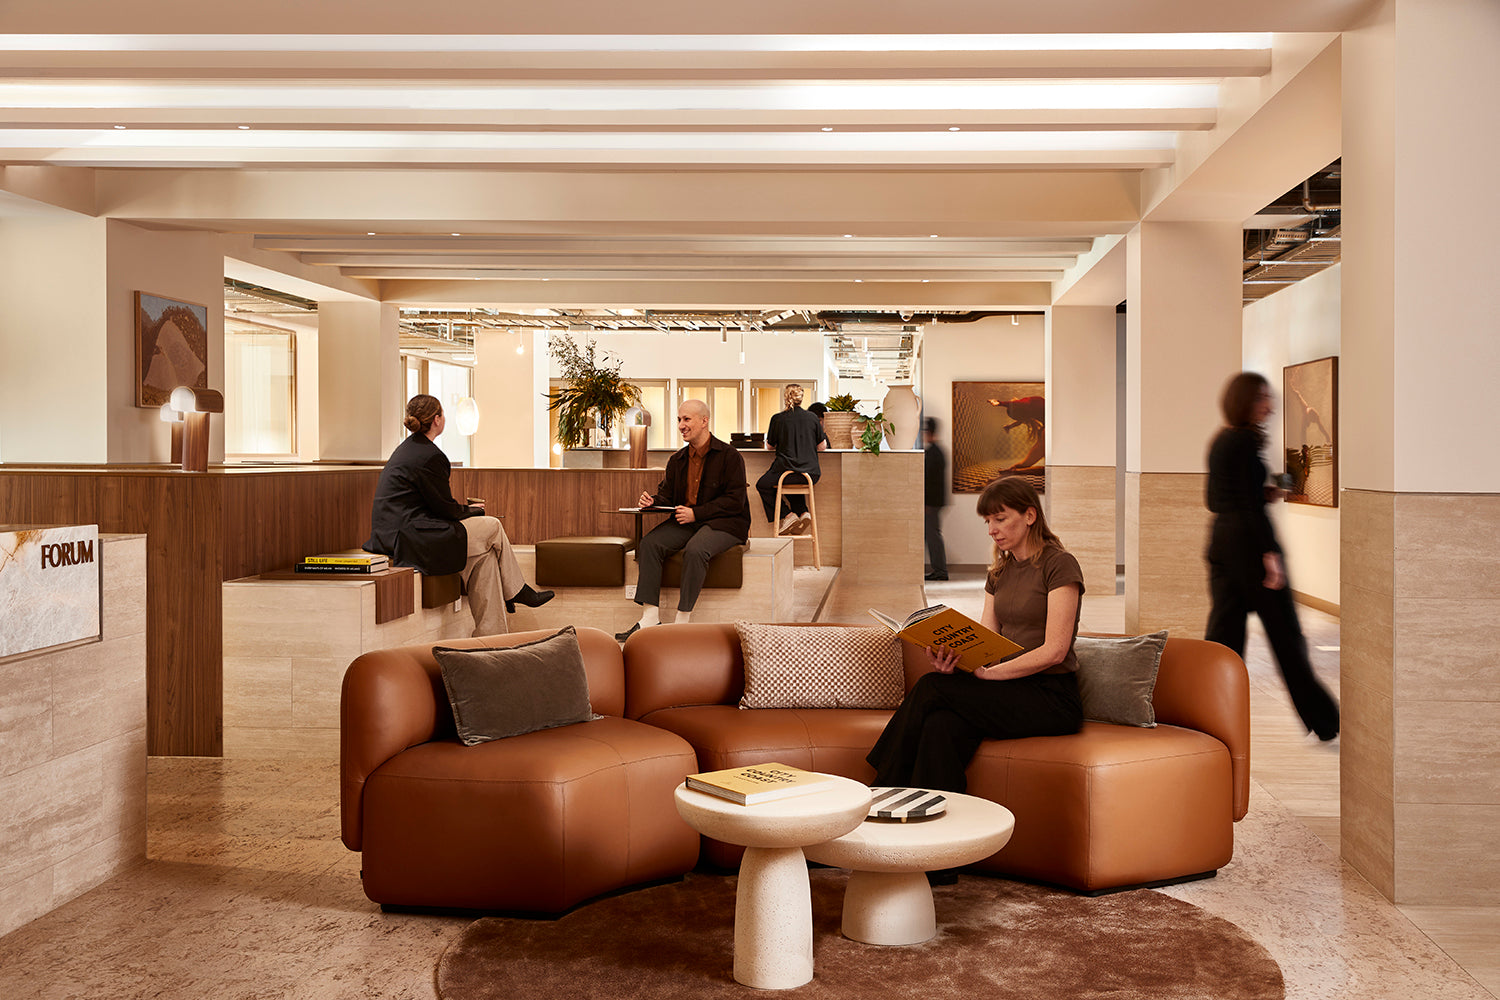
[365,394,553,636]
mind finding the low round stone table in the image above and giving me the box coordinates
[673,776,871,990]
[803,791,1015,946]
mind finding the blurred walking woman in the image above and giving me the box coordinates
[365,394,552,637]
[1205,373,1339,741]
[866,476,1084,793]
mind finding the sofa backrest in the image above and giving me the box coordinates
[623,622,1250,822]
[340,626,624,851]
[621,622,928,719]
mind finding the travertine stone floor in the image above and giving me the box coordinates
[0,568,1494,999]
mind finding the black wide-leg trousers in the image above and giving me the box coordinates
[866,670,1082,793]
[1205,557,1340,741]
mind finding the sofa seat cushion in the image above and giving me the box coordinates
[359,716,700,912]
[640,704,890,780]
[966,722,1234,892]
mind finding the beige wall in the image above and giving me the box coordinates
[919,315,1046,561]
[474,327,547,468]
[0,213,109,464]
[317,301,401,461]
[104,221,227,464]
[1241,263,1342,607]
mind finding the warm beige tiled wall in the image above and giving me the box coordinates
[840,451,923,586]
[0,534,147,938]
[1125,472,1212,637]
[1343,489,1500,905]
[1046,464,1116,598]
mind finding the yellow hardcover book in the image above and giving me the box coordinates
[301,552,387,565]
[868,605,1024,673]
[684,762,841,806]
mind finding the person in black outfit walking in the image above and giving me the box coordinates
[923,416,949,580]
[756,383,826,535]
[1205,372,1339,742]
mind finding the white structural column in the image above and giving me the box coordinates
[316,301,402,461]
[473,326,548,468]
[1046,306,1118,596]
[1124,221,1243,636]
[1340,0,1500,905]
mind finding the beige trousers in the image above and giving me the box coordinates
[462,515,525,637]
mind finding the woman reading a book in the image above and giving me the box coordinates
[866,476,1084,795]
[365,394,553,636]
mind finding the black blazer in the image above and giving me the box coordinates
[364,433,479,576]
[649,435,751,542]
[1205,425,1279,585]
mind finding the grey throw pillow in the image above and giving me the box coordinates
[433,626,594,745]
[1073,630,1169,728]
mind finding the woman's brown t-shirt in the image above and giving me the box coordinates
[984,544,1085,673]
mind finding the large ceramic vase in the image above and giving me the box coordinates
[823,411,857,449]
[882,384,922,450]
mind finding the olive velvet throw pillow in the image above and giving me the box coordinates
[433,625,595,745]
[1073,630,1169,728]
[734,622,906,710]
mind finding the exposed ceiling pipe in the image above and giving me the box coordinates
[1302,179,1341,213]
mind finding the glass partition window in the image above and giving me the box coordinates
[225,328,295,457]
[629,379,671,449]
[428,360,473,467]
[678,381,743,442]
[751,380,818,435]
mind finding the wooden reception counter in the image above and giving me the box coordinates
[0,456,920,756]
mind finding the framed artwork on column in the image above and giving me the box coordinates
[1282,356,1338,507]
[135,291,209,408]
[951,381,1046,494]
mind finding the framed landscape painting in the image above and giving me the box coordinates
[136,291,209,408]
[1282,356,1338,507]
[951,381,1046,494]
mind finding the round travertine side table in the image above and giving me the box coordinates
[803,792,1015,946]
[673,776,871,990]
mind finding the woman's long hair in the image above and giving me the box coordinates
[403,394,442,435]
[977,475,1063,570]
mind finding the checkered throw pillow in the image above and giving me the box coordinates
[734,622,905,710]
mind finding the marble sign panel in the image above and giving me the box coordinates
[0,524,102,659]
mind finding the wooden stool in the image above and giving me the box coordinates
[773,470,821,569]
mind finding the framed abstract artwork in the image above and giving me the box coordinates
[1282,356,1338,507]
[136,291,210,408]
[951,381,1046,494]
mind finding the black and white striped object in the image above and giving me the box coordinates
[867,787,947,822]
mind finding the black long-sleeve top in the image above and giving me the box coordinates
[1206,425,1279,558]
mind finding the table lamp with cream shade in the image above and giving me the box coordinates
[167,385,224,472]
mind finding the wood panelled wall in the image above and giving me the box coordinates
[0,468,380,756]
[450,468,664,543]
[0,464,782,755]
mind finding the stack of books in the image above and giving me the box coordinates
[294,551,390,574]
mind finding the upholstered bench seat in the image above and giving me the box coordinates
[419,571,463,608]
[536,535,637,587]
[657,543,746,589]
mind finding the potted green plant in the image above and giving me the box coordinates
[546,336,642,449]
[822,392,859,449]
[856,411,896,454]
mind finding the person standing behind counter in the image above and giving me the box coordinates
[757,383,827,535]
[616,399,751,642]
[365,394,553,637]
[1205,372,1339,743]
[923,416,949,581]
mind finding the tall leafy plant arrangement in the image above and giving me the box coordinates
[546,336,642,449]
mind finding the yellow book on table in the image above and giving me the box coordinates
[868,604,1024,674]
[684,763,841,806]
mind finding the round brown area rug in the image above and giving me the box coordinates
[436,870,1282,1000]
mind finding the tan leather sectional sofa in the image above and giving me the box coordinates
[341,623,1249,911]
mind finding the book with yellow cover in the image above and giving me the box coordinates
[684,762,841,806]
[868,605,1024,673]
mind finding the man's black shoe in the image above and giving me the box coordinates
[924,572,949,581]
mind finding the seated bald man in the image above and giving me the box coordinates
[616,399,750,641]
